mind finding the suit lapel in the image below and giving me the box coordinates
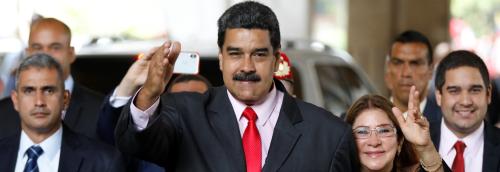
[0,134,20,172]
[207,87,246,172]
[423,96,442,123]
[482,123,500,171]
[63,84,82,127]
[429,118,442,150]
[262,93,302,172]
[58,125,84,172]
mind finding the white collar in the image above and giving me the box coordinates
[440,119,484,154]
[18,126,63,162]
[64,75,74,94]
[227,84,279,126]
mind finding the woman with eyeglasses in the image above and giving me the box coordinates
[345,86,447,172]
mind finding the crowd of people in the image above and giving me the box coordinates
[0,1,499,172]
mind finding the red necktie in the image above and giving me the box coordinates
[452,141,466,172]
[242,107,261,172]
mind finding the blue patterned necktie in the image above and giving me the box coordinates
[24,145,44,172]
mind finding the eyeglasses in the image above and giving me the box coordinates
[352,125,397,139]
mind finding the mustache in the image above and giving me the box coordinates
[31,108,50,115]
[233,72,261,82]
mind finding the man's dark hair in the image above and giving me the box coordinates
[15,53,65,90]
[435,50,490,92]
[167,74,212,93]
[217,1,281,53]
[392,30,433,65]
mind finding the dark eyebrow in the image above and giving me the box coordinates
[42,85,58,90]
[445,85,460,90]
[20,86,35,90]
[254,48,269,52]
[389,57,403,62]
[226,46,241,52]
[29,43,42,47]
[470,85,484,90]
[377,123,393,127]
[49,43,64,47]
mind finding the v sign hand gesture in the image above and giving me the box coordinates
[393,86,444,172]
[392,86,431,147]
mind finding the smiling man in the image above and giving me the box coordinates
[430,50,500,172]
[115,1,358,172]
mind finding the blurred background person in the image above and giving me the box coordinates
[385,30,441,123]
[0,17,104,140]
[166,74,212,93]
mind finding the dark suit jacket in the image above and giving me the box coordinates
[0,84,103,139]
[97,92,165,172]
[97,93,123,145]
[115,82,359,172]
[430,119,500,172]
[0,125,125,172]
[423,95,442,123]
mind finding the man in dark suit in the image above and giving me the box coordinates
[430,50,500,172]
[385,30,442,123]
[0,54,124,171]
[0,17,103,140]
[115,2,358,172]
[97,50,211,172]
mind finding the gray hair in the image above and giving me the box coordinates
[15,53,65,90]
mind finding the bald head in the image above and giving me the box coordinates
[26,18,75,80]
[30,18,71,43]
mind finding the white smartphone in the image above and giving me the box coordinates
[173,52,200,74]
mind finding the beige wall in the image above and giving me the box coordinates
[348,0,450,95]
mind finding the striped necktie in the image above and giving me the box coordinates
[24,145,44,172]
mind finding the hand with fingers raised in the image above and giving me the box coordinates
[135,41,181,110]
[393,86,431,147]
[394,86,443,172]
[115,46,159,97]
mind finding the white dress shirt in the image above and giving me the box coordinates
[228,85,283,166]
[14,127,62,172]
[61,76,75,119]
[439,119,484,172]
[108,89,132,108]
[64,75,74,95]
[129,85,284,167]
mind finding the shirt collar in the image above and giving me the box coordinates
[65,75,74,94]
[19,126,63,161]
[440,119,484,154]
[228,83,279,126]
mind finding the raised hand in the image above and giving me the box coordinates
[136,41,181,110]
[115,47,158,97]
[392,86,431,147]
